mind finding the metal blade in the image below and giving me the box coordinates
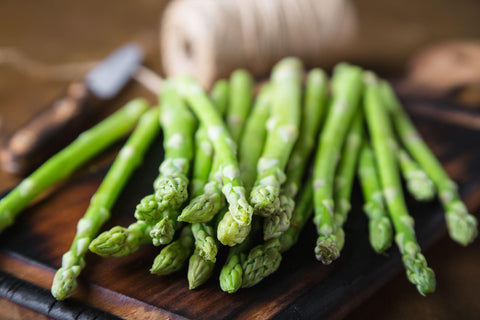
[85,43,143,99]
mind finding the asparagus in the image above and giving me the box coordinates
[172,77,253,227]
[134,86,196,224]
[333,111,364,249]
[364,73,435,295]
[219,217,258,293]
[89,221,152,257]
[241,238,282,288]
[0,99,148,234]
[397,148,435,201]
[51,106,159,300]
[150,225,194,275]
[190,80,230,196]
[187,250,215,289]
[226,69,254,142]
[358,143,393,254]
[150,208,183,246]
[210,79,230,119]
[191,222,218,262]
[264,69,328,240]
[380,81,478,245]
[250,58,303,217]
[313,63,363,264]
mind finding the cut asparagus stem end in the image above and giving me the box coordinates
[315,234,340,264]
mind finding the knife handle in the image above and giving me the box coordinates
[1,81,100,175]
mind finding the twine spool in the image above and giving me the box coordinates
[160,0,357,88]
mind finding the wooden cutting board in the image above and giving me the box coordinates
[1,98,480,320]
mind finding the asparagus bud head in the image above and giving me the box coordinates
[134,194,160,224]
[219,253,244,293]
[150,216,176,246]
[401,242,436,296]
[188,253,215,290]
[217,211,251,246]
[250,185,281,217]
[445,200,478,246]
[51,266,81,300]
[314,233,340,264]
[241,238,282,288]
[154,173,189,210]
[89,226,129,257]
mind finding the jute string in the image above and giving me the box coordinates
[160,0,357,87]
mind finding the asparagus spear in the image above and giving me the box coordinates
[241,238,282,288]
[358,143,393,254]
[51,106,159,300]
[279,176,314,252]
[264,69,329,240]
[89,221,152,257]
[380,81,478,246]
[219,217,259,293]
[191,222,218,262]
[150,208,183,246]
[250,58,303,217]
[313,63,363,264]
[333,111,364,249]
[150,225,194,275]
[397,148,435,202]
[172,78,254,227]
[190,80,230,196]
[364,72,435,295]
[217,84,272,246]
[0,99,148,234]
[188,250,215,289]
[226,69,254,142]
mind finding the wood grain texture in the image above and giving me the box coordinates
[0,105,480,320]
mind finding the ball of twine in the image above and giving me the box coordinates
[160,0,357,88]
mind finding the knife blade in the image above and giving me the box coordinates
[0,43,143,175]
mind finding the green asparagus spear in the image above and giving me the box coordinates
[333,111,364,249]
[219,217,259,293]
[313,63,363,264]
[241,238,282,288]
[150,208,183,246]
[188,250,215,289]
[380,81,478,246]
[150,225,194,275]
[0,99,148,234]
[226,69,254,142]
[210,79,230,119]
[134,86,196,224]
[172,77,254,226]
[191,222,218,262]
[264,69,329,240]
[397,149,435,202]
[279,176,314,252]
[51,106,159,300]
[364,73,435,295]
[250,58,303,217]
[358,143,393,254]
[190,80,230,196]
[217,84,272,246]
[89,221,152,257]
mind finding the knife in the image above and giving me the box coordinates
[0,43,143,175]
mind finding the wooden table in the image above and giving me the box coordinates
[1,1,480,319]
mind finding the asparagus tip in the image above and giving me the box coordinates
[314,234,340,264]
[51,267,80,300]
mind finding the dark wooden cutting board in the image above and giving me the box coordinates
[1,98,480,320]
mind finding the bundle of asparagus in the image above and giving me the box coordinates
[0,58,477,300]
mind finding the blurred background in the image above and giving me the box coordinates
[1,0,480,319]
